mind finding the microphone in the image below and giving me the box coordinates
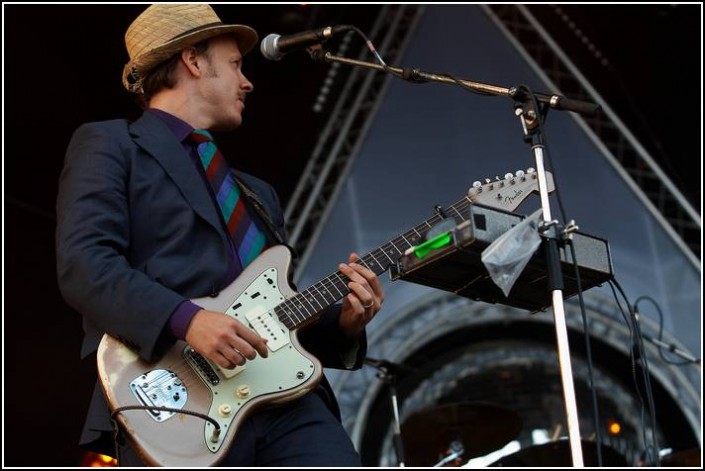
[260,25,353,60]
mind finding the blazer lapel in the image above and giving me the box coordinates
[128,113,226,238]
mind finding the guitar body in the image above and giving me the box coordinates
[97,245,323,466]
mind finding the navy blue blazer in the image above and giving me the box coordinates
[56,112,365,453]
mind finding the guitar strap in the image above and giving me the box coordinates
[233,174,287,248]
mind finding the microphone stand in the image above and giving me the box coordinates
[317,50,600,467]
[365,358,408,467]
[512,84,584,467]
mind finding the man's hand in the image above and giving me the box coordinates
[185,309,269,369]
[339,252,385,337]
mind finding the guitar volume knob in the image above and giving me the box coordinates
[236,385,250,398]
[218,404,232,416]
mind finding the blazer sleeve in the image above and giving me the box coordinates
[298,304,368,370]
[56,122,184,361]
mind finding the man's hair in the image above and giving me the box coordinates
[138,40,212,107]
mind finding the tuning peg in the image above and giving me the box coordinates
[472,181,482,188]
[515,169,525,178]
[504,173,514,180]
[484,178,492,184]
[527,167,536,174]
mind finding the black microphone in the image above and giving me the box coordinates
[260,25,353,61]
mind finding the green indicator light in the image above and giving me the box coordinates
[413,232,452,259]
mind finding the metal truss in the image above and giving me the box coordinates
[483,4,701,268]
[283,5,425,279]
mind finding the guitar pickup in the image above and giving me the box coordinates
[245,306,289,352]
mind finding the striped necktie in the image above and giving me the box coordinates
[189,129,266,268]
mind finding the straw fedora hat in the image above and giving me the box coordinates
[122,4,258,93]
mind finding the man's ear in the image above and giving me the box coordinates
[181,48,201,76]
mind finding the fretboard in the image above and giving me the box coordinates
[274,195,474,329]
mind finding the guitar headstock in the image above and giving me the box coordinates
[467,168,555,212]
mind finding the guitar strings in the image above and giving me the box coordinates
[274,197,474,328]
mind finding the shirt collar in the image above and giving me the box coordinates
[147,108,194,143]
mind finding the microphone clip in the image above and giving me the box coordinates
[307,45,328,62]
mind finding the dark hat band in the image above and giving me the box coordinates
[169,21,225,41]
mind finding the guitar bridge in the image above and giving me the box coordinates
[185,348,221,385]
[129,369,188,422]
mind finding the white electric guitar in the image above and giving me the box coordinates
[97,169,554,466]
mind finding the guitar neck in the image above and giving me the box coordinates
[274,196,474,329]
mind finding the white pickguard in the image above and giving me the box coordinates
[187,267,315,452]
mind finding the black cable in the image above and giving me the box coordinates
[112,404,222,430]
[348,31,492,94]
[110,404,223,459]
[566,240,604,467]
[435,72,496,96]
[634,295,699,366]
[607,280,648,461]
[610,279,661,466]
[348,25,400,80]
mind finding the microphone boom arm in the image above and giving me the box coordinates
[312,51,599,116]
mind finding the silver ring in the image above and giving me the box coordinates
[363,300,374,309]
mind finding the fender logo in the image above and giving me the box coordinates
[504,189,524,205]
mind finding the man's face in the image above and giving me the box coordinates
[198,36,253,130]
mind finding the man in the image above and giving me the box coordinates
[56,4,383,466]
